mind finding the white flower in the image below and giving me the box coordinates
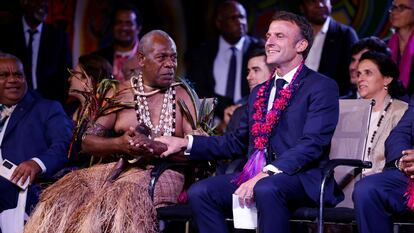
[0,105,16,121]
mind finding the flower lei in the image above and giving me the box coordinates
[251,63,303,150]
[233,62,303,186]
[0,105,16,122]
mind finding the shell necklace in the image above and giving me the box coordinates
[130,72,176,137]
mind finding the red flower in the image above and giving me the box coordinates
[262,123,272,134]
[250,62,303,150]
[254,136,268,149]
[252,123,261,135]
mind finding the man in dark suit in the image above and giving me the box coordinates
[156,11,341,233]
[0,0,72,105]
[186,0,263,118]
[353,96,414,233]
[300,0,358,96]
[0,53,72,232]
[92,3,142,81]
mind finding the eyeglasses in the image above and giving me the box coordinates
[388,4,413,13]
[304,0,329,5]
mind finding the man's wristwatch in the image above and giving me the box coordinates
[395,158,404,172]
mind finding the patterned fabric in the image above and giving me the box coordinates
[0,105,16,133]
[0,105,5,132]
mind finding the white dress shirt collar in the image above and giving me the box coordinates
[304,17,330,71]
[218,35,245,52]
[320,16,330,34]
[22,17,43,35]
[274,65,300,85]
[213,36,246,102]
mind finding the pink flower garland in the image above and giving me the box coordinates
[233,63,303,186]
[251,63,303,150]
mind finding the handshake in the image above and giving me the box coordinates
[125,123,168,160]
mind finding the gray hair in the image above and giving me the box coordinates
[138,30,176,55]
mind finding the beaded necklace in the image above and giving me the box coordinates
[366,98,393,158]
[130,72,176,138]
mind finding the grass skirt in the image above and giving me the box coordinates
[24,162,184,233]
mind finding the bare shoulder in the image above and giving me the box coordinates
[175,84,193,101]
[115,79,134,101]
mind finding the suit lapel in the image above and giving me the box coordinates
[319,20,337,73]
[4,92,36,139]
[241,36,252,96]
[293,65,310,89]
[37,24,48,83]
[16,22,31,79]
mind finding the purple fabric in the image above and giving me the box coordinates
[388,31,414,88]
[233,149,266,186]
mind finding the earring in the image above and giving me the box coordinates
[384,85,388,90]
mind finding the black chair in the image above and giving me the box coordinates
[149,159,216,233]
[150,100,414,233]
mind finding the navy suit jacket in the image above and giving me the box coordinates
[186,35,264,118]
[317,19,358,96]
[0,91,72,213]
[385,96,414,166]
[0,21,72,104]
[190,66,343,206]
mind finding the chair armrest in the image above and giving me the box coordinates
[322,159,372,177]
[148,160,189,201]
[316,159,372,233]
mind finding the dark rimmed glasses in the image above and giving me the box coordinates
[389,4,413,13]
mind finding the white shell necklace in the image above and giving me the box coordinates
[130,72,176,137]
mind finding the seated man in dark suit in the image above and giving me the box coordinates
[300,0,358,96]
[353,96,414,233]
[157,11,342,233]
[0,53,72,232]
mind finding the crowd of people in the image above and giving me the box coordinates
[0,0,414,233]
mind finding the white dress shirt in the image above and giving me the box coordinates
[213,36,245,103]
[187,65,301,176]
[263,66,299,174]
[22,17,43,90]
[305,17,330,72]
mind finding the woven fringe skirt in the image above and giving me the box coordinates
[24,162,184,233]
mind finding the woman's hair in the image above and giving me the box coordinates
[359,51,405,98]
[78,54,113,88]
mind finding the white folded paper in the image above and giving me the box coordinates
[232,194,257,229]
